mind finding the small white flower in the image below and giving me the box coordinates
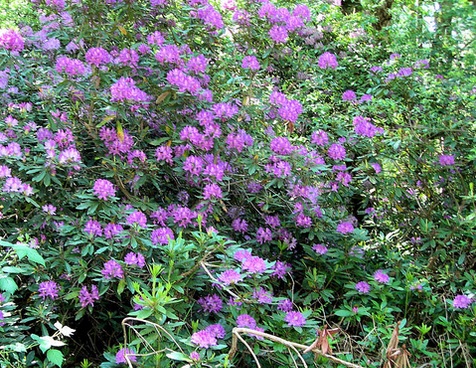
[54,321,76,337]
[41,335,66,347]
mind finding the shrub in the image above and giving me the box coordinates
[0,0,475,367]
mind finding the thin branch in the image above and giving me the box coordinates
[230,328,366,368]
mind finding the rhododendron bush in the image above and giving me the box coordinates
[0,0,475,366]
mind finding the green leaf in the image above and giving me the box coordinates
[10,244,46,266]
[165,351,190,362]
[0,276,18,293]
[2,266,27,274]
[47,349,64,367]
[117,279,126,296]
[334,309,354,317]
[3,343,27,353]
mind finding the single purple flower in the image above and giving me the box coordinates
[190,351,200,361]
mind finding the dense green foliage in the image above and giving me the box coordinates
[0,0,475,367]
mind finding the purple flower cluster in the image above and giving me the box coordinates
[101,259,124,279]
[203,183,223,200]
[42,204,57,215]
[242,55,260,71]
[151,227,174,245]
[270,136,294,155]
[236,314,264,338]
[269,91,303,122]
[252,287,273,304]
[327,143,346,160]
[318,52,338,69]
[126,210,147,228]
[155,44,182,65]
[2,176,33,196]
[99,126,134,157]
[195,4,224,30]
[217,269,243,285]
[452,294,472,309]
[226,130,253,152]
[110,77,150,103]
[104,223,124,239]
[284,311,306,327]
[439,154,455,166]
[269,25,288,43]
[373,270,390,284]
[212,102,239,121]
[256,226,273,244]
[311,130,329,146]
[342,90,356,101]
[124,252,146,268]
[336,221,354,234]
[0,29,24,52]
[198,294,223,313]
[278,299,294,312]
[93,179,116,200]
[85,47,112,67]
[84,219,103,236]
[355,281,371,293]
[166,69,201,94]
[190,323,225,348]
[38,280,59,300]
[79,285,100,307]
[55,56,86,77]
[118,48,139,67]
[312,243,328,255]
[353,116,381,137]
[258,2,309,41]
[231,218,248,233]
[115,348,137,364]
